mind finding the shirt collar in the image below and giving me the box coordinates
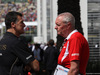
[65,29,78,40]
[6,32,19,38]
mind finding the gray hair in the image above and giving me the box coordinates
[58,12,75,27]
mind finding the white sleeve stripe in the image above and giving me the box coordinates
[71,53,79,56]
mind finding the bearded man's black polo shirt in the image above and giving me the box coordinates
[0,32,35,75]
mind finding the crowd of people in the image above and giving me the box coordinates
[0,1,37,22]
[0,11,89,75]
[27,39,59,75]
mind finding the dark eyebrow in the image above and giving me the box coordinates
[20,20,23,23]
[56,23,60,26]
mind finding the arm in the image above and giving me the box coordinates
[24,59,39,72]
[68,60,79,75]
[30,59,39,71]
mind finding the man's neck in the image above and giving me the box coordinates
[7,29,20,37]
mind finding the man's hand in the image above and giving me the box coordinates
[31,59,39,71]
[42,70,46,72]
[24,65,31,71]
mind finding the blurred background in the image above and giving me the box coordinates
[0,0,57,44]
[0,0,100,74]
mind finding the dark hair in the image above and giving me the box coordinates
[5,11,22,30]
[48,39,54,46]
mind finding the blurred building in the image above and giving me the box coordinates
[88,0,100,61]
[35,0,57,43]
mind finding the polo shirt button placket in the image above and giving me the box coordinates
[59,39,67,52]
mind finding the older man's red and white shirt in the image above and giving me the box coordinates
[58,30,89,75]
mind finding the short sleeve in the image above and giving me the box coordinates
[68,38,82,61]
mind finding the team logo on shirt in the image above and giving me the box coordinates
[0,45,7,50]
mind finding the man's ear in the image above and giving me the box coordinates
[11,22,15,28]
[66,22,71,29]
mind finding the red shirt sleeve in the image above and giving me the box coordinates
[68,38,82,61]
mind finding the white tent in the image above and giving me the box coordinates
[1,21,38,26]
[0,25,2,29]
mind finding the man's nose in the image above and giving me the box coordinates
[55,25,57,29]
[24,23,26,27]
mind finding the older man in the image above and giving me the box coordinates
[54,12,89,75]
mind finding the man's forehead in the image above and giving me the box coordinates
[17,15,23,19]
[58,16,63,19]
[56,16,63,22]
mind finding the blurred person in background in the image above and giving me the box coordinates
[54,12,89,75]
[43,39,59,75]
[0,11,39,75]
[28,43,33,51]
[33,43,44,62]
[32,43,44,75]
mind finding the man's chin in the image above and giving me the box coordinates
[57,33,60,35]
[57,33,61,36]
